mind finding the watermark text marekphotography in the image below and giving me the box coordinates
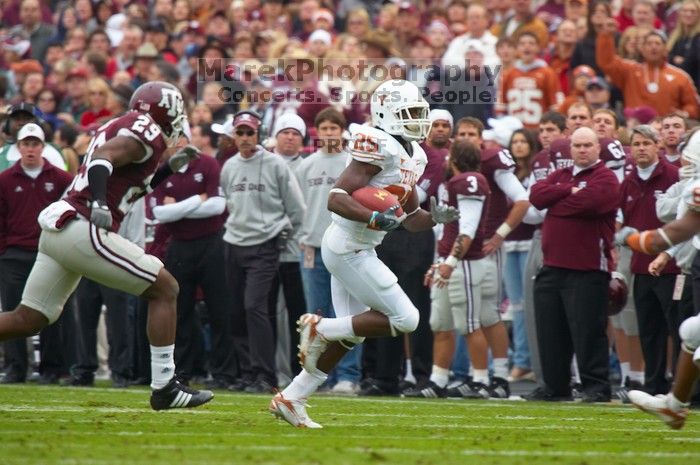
[197,58,501,106]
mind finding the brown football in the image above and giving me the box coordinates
[351,186,404,216]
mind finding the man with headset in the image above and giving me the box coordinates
[220,111,306,393]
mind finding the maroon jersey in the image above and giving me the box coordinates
[620,160,680,275]
[438,172,491,260]
[549,137,627,179]
[0,162,73,253]
[530,161,619,271]
[418,142,448,210]
[659,149,682,167]
[152,155,224,241]
[531,148,554,183]
[480,147,516,238]
[64,112,168,231]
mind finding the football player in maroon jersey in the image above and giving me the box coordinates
[0,81,213,410]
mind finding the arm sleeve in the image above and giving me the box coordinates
[494,169,529,202]
[656,182,683,224]
[280,164,307,231]
[186,196,226,219]
[457,194,485,239]
[522,205,546,225]
[680,75,700,119]
[595,32,633,89]
[152,195,202,224]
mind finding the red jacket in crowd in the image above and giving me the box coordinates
[530,160,619,272]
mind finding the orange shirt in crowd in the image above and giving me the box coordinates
[497,59,563,128]
[596,32,699,119]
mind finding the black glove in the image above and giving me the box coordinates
[368,205,406,231]
[90,200,112,229]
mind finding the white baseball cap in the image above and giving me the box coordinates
[17,123,45,142]
[273,113,306,138]
[308,29,332,46]
[211,118,234,137]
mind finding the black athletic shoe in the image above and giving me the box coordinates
[488,377,511,399]
[446,380,490,399]
[150,378,214,411]
[402,381,446,398]
[60,375,94,387]
[523,387,573,402]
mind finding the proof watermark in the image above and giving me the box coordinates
[196,58,501,107]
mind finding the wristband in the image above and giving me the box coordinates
[368,211,379,226]
[496,222,512,238]
[444,255,459,268]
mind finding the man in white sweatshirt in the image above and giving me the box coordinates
[219,111,306,394]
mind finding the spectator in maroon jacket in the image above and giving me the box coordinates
[618,124,681,395]
[526,126,619,402]
[0,123,73,384]
[151,140,237,389]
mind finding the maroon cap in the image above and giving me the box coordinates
[233,112,261,129]
[398,1,419,15]
[624,105,657,124]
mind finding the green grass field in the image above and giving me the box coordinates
[1,385,698,465]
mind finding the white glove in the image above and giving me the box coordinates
[430,196,460,224]
[90,200,112,229]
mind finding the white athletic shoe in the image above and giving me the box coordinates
[269,392,322,428]
[628,390,688,430]
[298,314,328,372]
[331,380,358,395]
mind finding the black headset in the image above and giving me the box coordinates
[233,109,265,143]
[3,103,39,138]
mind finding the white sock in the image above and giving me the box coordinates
[282,369,328,400]
[473,369,489,385]
[668,393,690,411]
[629,371,644,384]
[150,344,175,390]
[493,358,509,380]
[620,362,630,382]
[316,316,354,340]
[429,365,450,388]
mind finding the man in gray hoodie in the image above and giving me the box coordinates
[220,111,306,393]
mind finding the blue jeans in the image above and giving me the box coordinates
[504,249,530,370]
[300,247,361,383]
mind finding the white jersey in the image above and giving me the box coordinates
[681,178,700,250]
[326,124,427,253]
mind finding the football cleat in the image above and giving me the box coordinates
[150,378,214,411]
[488,377,511,399]
[298,314,328,372]
[628,391,688,430]
[269,392,322,428]
[402,381,446,398]
[446,381,490,399]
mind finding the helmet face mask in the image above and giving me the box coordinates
[371,80,431,142]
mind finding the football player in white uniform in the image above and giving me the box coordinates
[269,80,460,428]
[617,129,700,429]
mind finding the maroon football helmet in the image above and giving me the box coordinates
[129,81,188,146]
[608,272,629,316]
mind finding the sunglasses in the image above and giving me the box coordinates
[235,129,256,136]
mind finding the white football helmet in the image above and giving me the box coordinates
[370,80,430,141]
[680,128,700,180]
